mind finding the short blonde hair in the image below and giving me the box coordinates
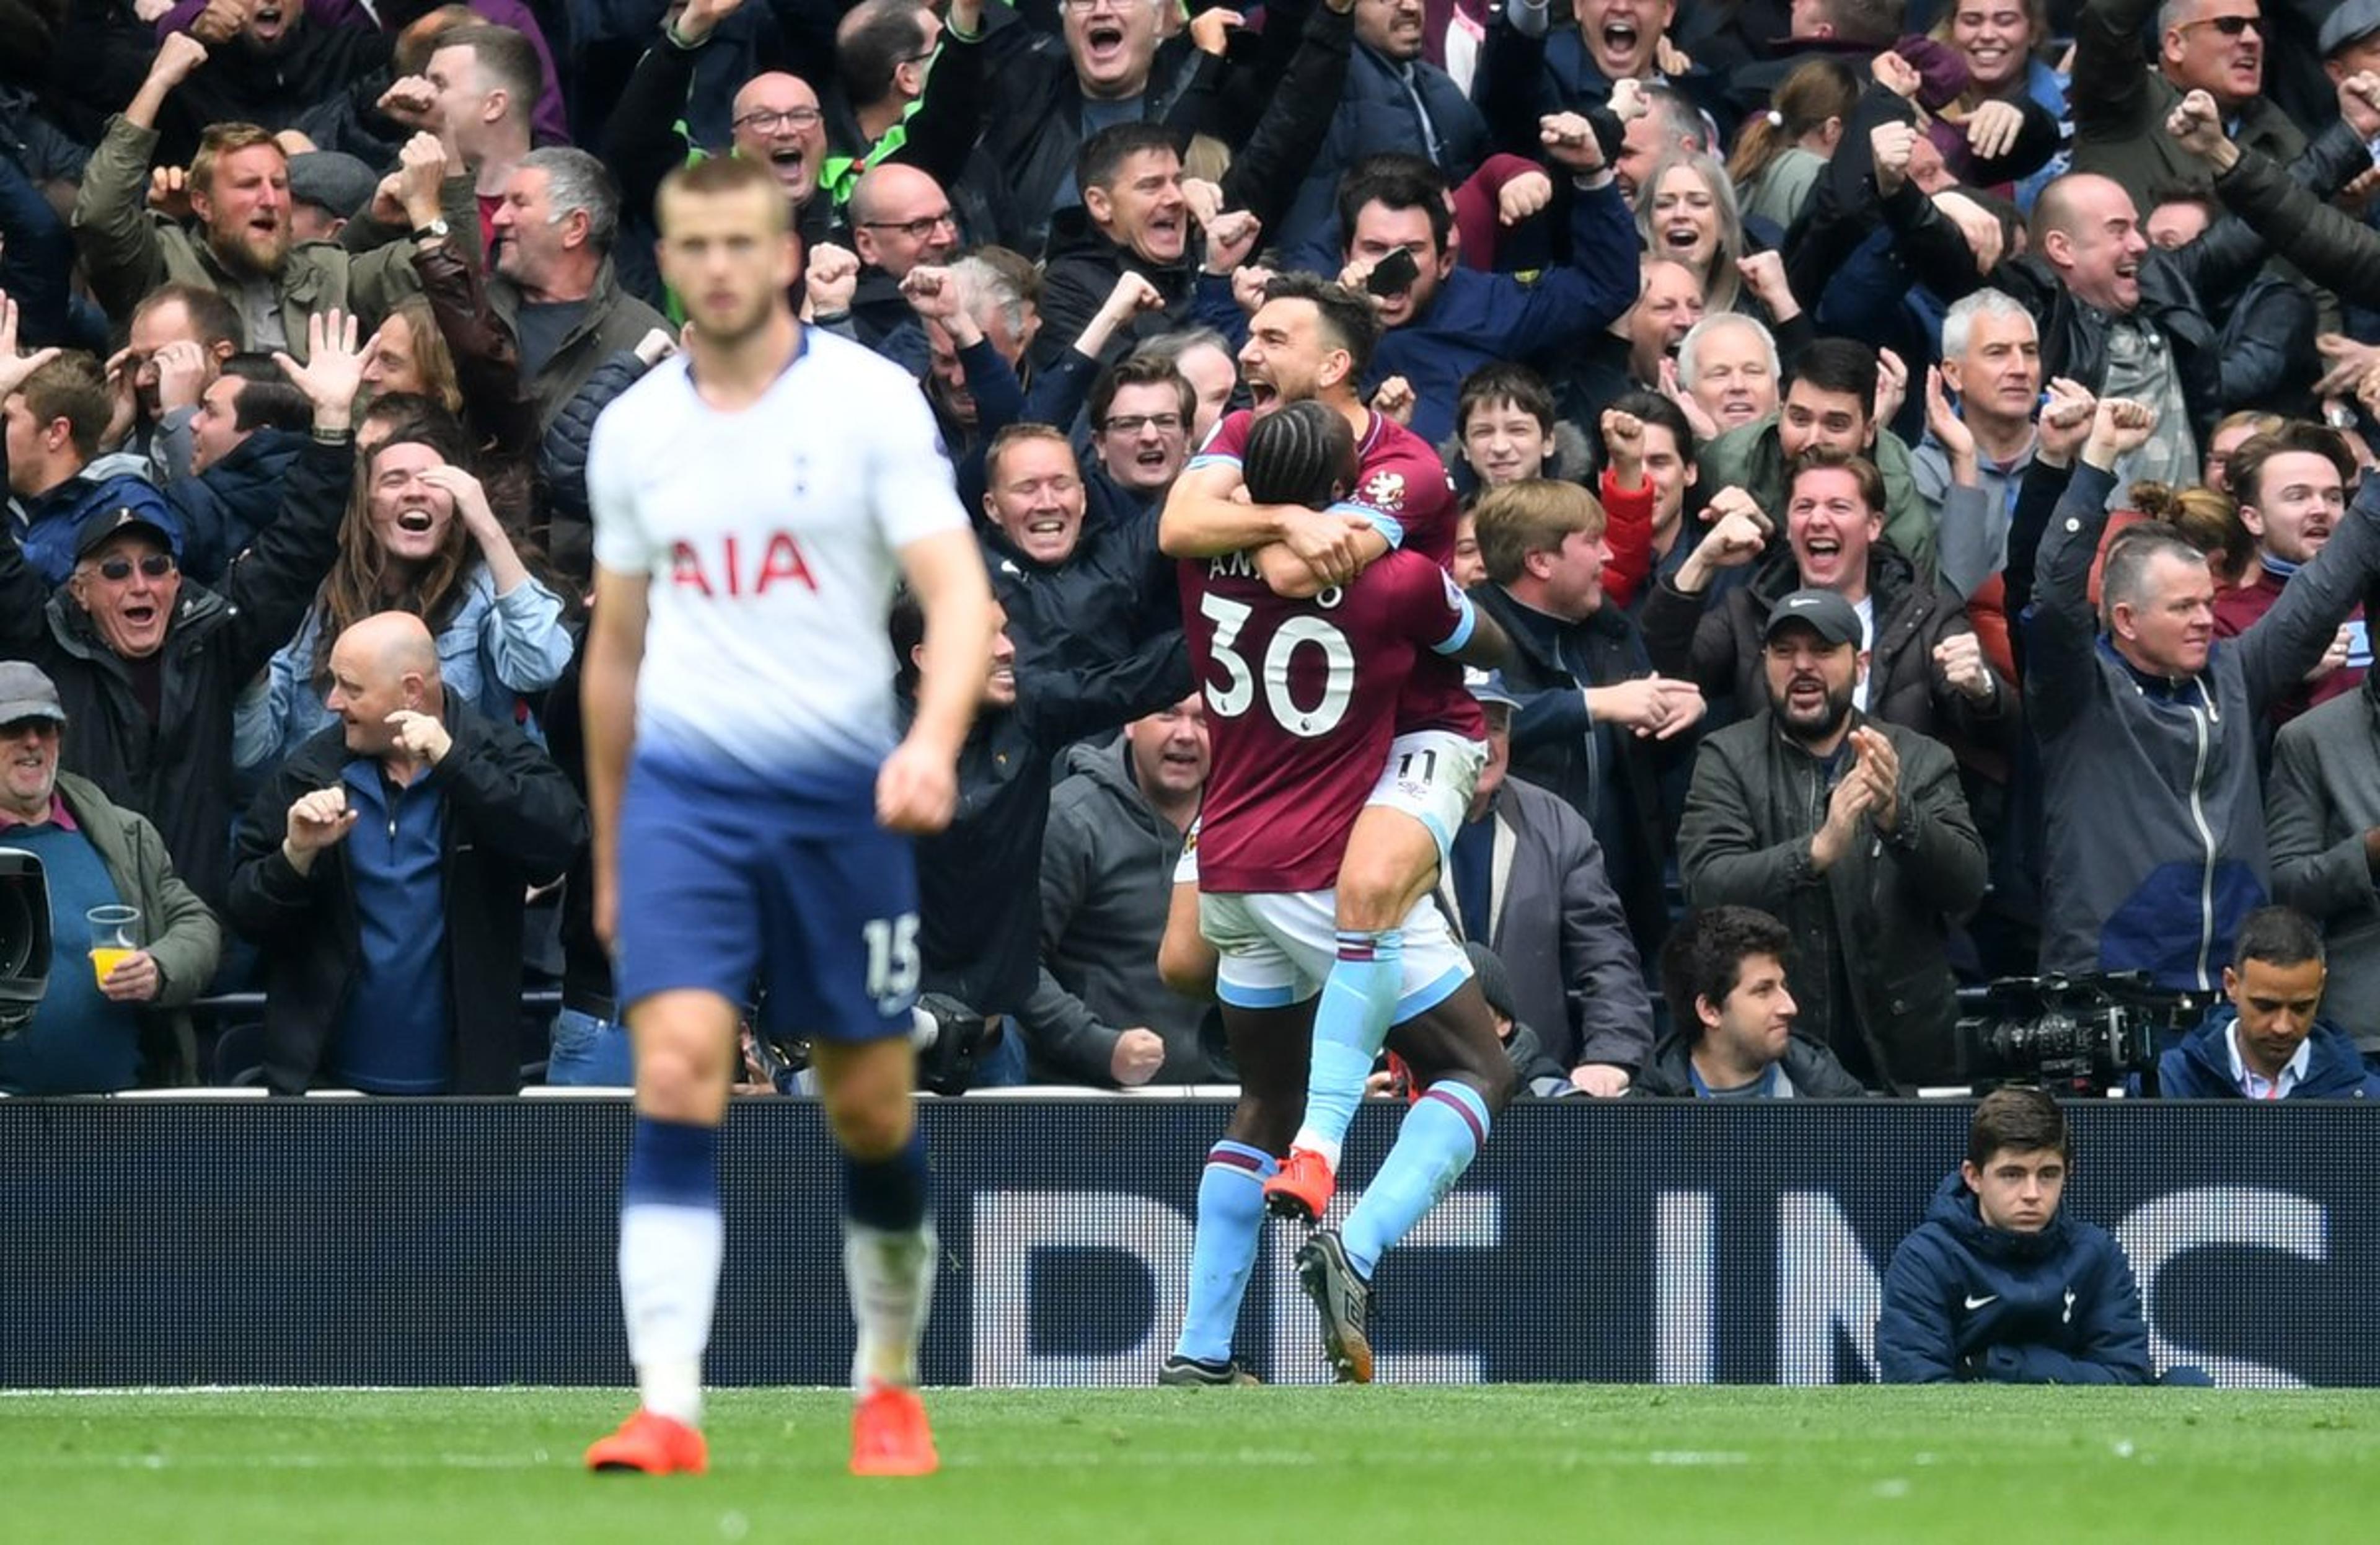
[1472,479,1606,587]
[985,423,1074,490]
[190,122,283,197]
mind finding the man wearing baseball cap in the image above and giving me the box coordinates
[0,661,220,1092]
[1675,590,1987,1092]
[1441,666,1652,1097]
[0,309,372,916]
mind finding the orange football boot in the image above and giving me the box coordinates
[1263,1146,1337,1222]
[850,1383,938,1477]
[586,1409,708,1475]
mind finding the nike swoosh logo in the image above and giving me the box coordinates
[1964,1294,1998,1310]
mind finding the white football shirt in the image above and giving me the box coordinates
[587,328,969,786]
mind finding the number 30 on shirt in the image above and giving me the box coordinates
[1198,592,1356,739]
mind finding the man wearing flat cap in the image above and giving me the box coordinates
[1676,588,1987,1091]
[286,151,381,242]
[2323,1,2380,81]
[0,661,220,1091]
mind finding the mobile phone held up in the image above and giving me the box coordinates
[1365,248,1421,298]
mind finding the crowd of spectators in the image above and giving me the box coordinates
[4,0,2380,1104]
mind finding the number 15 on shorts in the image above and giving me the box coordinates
[865,913,922,1013]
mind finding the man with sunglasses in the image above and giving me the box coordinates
[0,309,372,920]
[2070,0,2304,216]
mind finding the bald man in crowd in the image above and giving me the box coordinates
[601,0,841,303]
[822,162,965,368]
[227,613,584,1097]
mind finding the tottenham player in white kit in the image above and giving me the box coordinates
[578,156,995,1478]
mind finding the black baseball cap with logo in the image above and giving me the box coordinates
[1762,590,1862,649]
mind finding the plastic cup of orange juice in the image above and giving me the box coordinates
[88,905,141,989]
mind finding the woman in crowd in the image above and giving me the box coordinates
[1726,58,1861,232]
[236,402,573,771]
[1636,152,1756,317]
[1928,1,2068,206]
[1931,0,2066,122]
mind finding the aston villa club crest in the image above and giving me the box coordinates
[1362,469,1408,510]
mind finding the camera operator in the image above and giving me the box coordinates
[0,662,219,1093]
[1677,590,1988,1091]
[1876,1087,2153,1386]
[2154,908,2380,1100]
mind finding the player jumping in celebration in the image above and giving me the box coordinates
[1161,113,1622,1221]
[1163,401,1518,1386]
[1163,118,1619,1220]
[579,155,995,1477]
[1155,260,1538,1233]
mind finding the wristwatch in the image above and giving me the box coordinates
[412,217,450,242]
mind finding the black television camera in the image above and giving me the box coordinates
[0,847,50,1037]
[746,991,994,1097]
[1955,973,2209,1094]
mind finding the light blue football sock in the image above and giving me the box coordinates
[1340,1080,1492,1281]
[1291,929,1404,1169]
[1173,1140,1277,1365]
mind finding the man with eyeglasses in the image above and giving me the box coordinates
[835,163,964,370]
[1089,353,1196,513]
[0,308,371,918]
[834,0,946,177]
[0,662,221,1094]
[602,0,840,298]
[2070,0,2304,215]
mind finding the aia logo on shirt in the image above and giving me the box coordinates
[669,531,821,597]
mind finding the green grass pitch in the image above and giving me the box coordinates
[2,1386,2373,1543]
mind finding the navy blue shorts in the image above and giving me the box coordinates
[613,753,920,1043]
